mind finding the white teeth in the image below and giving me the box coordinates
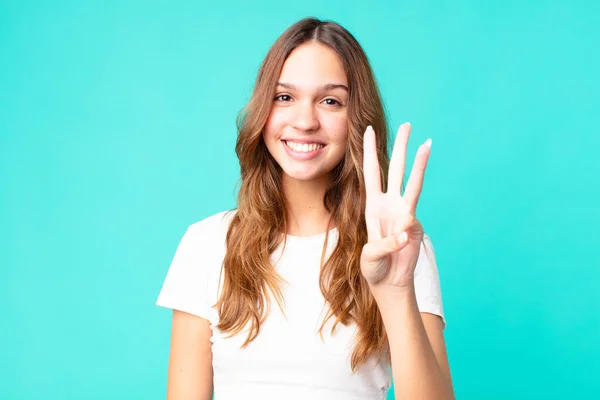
[285,141,324,153]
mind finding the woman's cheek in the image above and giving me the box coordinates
[264,110,289,137]
[322,114,348,141]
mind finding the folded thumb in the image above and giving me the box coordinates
[363,232,409,262]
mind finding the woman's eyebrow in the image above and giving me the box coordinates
[277,82,349,92]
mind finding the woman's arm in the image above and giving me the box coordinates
[359,123,454,398]
[166,310,213,400]
[373,286,455,400]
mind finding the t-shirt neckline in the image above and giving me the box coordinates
[284,227,338,241]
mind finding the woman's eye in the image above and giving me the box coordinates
[275,94,292,102]
[323,98,341,106]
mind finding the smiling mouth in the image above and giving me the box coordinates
[283,140,326,153]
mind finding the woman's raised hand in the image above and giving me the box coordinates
[360,123,432,290]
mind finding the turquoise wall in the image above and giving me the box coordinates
[2,1,598,398]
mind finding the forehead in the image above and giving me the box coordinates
[278,42,347,86]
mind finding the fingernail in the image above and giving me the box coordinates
[404,122,411,127]
[397,232,408,245]
[424,138,432,148]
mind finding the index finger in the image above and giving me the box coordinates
[403,139,432,213]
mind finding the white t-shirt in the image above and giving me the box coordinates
[156,210,445,400]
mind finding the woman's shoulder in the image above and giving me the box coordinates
[165,209,238,277]
[187,208,238,236]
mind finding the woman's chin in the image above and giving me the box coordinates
[281,168,329,183]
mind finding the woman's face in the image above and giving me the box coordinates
[263,42,349,183]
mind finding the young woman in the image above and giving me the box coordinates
[157,17,454,400]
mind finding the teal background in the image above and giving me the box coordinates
[1,0,599,398]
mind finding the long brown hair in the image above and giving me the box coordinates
[216,17,391,371]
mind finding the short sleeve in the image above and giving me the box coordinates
[156,224,212,319]
[414,234,446,328]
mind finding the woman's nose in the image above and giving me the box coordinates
[292,102,320,131]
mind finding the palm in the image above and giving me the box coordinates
[360,123,431,288]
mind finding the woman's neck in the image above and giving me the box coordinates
[281,174,334,237]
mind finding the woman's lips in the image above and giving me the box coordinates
[282,140,326,160]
